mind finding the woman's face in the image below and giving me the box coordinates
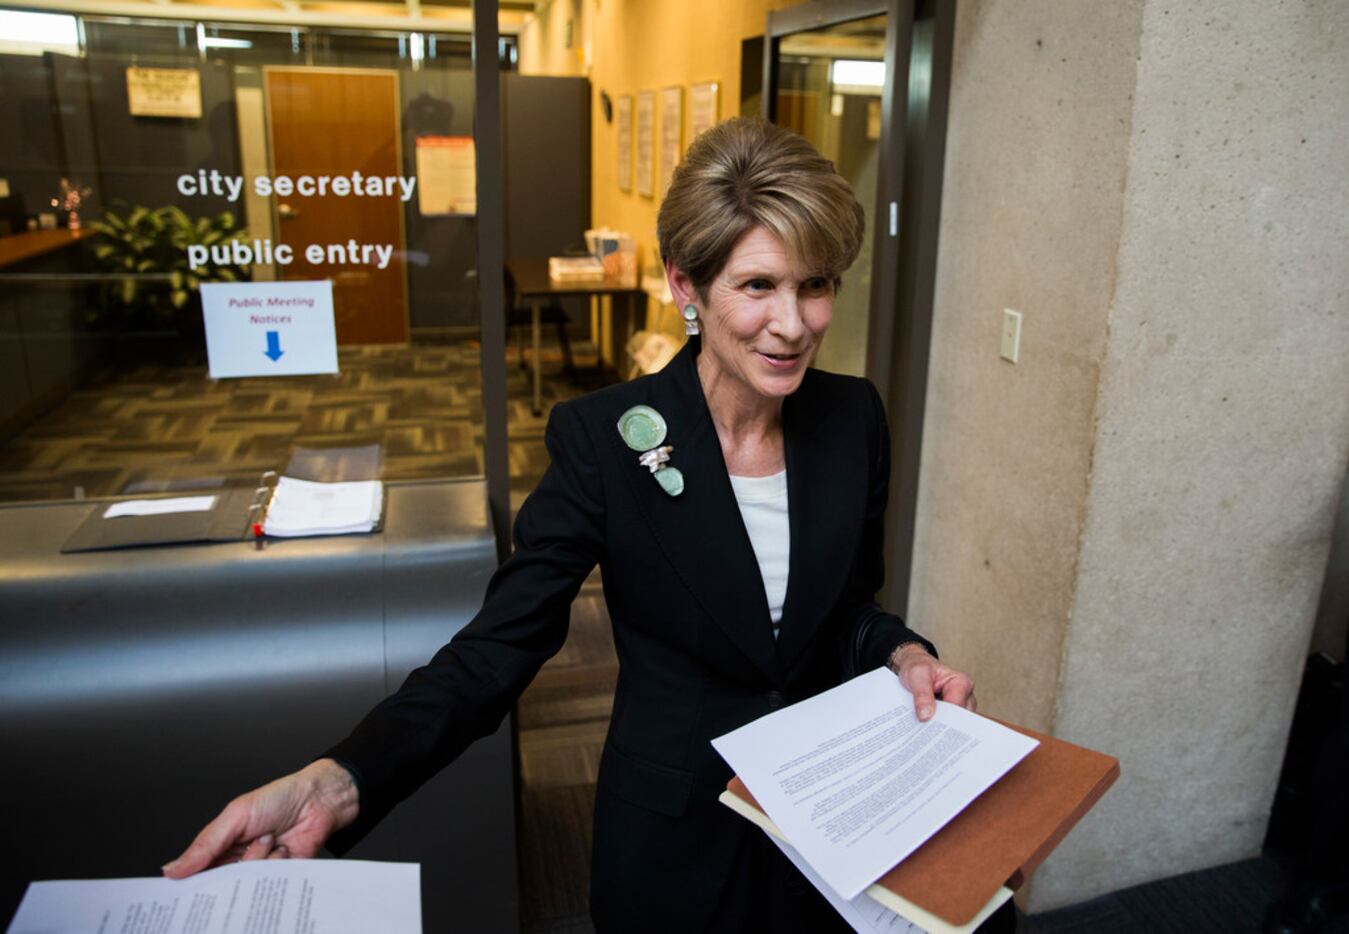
[689,226,834,403]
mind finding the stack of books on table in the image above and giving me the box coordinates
[548,255,606,283]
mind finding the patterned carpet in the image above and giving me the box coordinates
[517,577,617,933]
[0,337,589,502]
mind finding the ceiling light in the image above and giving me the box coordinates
[200,37,254,49]
[831,59,885,89]
[0,10,80,55]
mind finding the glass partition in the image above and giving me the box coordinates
[0,10,516,503]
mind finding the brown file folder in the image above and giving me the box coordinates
[723,719,1119,928]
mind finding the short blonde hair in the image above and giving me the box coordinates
[657,117,865,298]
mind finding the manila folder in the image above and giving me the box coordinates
[722,718,1119,928]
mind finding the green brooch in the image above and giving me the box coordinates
[618,405,684,497]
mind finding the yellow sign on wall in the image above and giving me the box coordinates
[415,135,476,216]
[126,67,202,119]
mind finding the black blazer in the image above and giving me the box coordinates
[326,336,935,930]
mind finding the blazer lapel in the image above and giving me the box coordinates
[613,338,781,685]
[775,376,869,675]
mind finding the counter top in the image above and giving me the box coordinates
[0,227,96,270]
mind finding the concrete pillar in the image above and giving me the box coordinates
[909,0,1349,911]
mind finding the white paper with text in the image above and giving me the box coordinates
[712,668,1037,900]
[104,495,216,518]
[6,859,419,934]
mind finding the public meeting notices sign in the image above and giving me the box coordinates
[201,281,338,379]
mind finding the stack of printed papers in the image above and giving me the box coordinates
[7,859,420,934]
[548,255,605,282]
[712,669,1119,934]
[263,476,383,538]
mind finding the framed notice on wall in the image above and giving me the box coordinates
[689,81,720,142]
[659,86,682,195]
[415,135,476,215]
[616,95,633,193]
[126,66,202,118]
[635,91,655,198]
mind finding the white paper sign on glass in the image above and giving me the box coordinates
[201,280,338,379]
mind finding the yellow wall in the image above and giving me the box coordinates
[519,0,797,357]
[588,0,795,279]
[517,0,587,78]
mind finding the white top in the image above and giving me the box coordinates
[728,469,790,639]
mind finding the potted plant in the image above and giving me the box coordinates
[89,204,251,345]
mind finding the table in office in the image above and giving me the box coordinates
[507,258,646,415]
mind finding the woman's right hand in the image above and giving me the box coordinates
[162,758,360,878]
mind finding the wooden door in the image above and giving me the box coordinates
[265,67,409,345]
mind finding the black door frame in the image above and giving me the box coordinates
[763,0,956,613]
[473,0,511,564]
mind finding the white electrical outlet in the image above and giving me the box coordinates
[1001,309,1022,363]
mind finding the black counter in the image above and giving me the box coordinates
[0,478,518,932]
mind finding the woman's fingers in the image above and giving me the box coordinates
[163,800,250,878]
[902,661,938,722]
[210,844,248,868]
[267,845,291,860]
[895,651,978,720]
[241,834,275,862]
[935,670,975,710]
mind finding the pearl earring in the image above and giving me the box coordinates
[682,304,700,336]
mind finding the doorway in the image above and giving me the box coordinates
[773,13,887,377]
[764,0,956,609]
[264,67,410,345]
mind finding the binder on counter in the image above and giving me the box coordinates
[60,485,260,553]
[720,719,1120,932]
[61,452,385,553]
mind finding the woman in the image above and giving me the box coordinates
[165,118,986,932]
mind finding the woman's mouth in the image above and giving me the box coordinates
[755,350,804,370]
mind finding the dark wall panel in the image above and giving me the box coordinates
[85,58,241,217]
[0,53,64,229]
[502,74,590,261]
[400,68,478,331]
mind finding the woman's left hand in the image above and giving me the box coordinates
[889,644,976,722]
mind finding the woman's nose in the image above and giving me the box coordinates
[766,293,808,341]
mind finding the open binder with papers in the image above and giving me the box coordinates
[713,671,1119,934]
[61,445,387,551]
[258,476,384,537]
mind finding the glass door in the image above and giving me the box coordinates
[765,1,907,380]
[772,12,888,376]
[764,0,955,609]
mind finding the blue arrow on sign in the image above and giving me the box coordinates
[264,331,285,362]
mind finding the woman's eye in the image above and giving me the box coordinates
[803,277,831,292]
[744,278,773,292]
